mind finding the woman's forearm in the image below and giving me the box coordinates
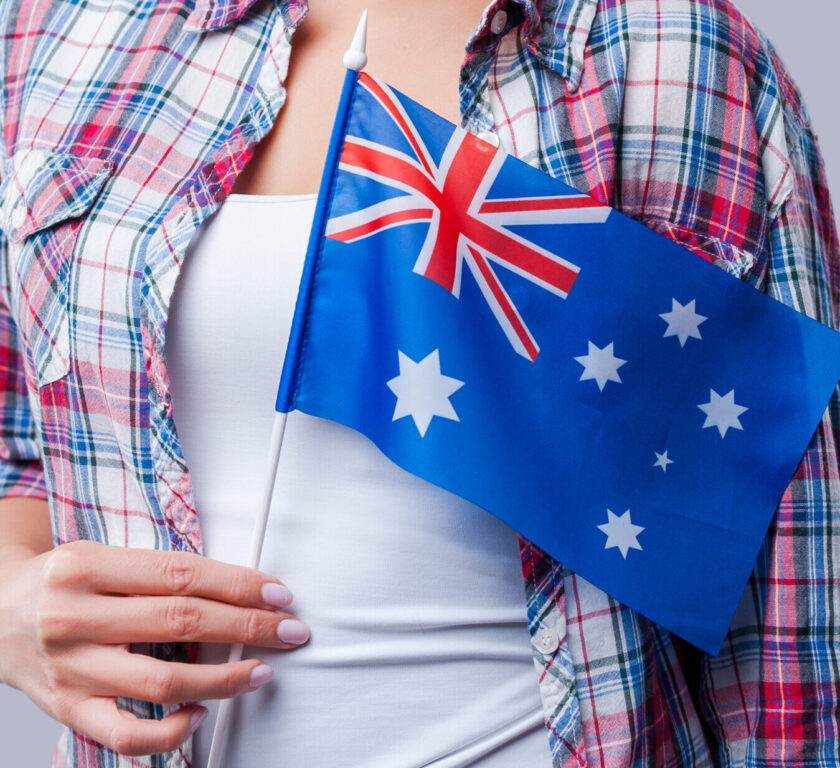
[0,497,53,561]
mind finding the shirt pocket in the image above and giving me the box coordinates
[0,149,114,389]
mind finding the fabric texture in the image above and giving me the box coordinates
[0,0,837,766]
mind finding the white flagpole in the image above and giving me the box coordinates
[202,11,368,767]
[203,411,286,768]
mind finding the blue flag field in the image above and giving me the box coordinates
[275,69,840,654]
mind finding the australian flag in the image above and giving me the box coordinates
[276,69,840,654]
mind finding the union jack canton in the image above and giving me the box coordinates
[325,72,611,361]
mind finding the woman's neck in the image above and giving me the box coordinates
[229,0,492,197]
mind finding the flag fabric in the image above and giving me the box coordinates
[276,69,840,655]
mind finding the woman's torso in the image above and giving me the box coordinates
[165,192,551,765]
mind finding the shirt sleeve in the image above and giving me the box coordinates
[695,45,840,763]
[0,217,49,500]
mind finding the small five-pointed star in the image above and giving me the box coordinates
[574,341,627,391]
[698,388,748,438]
[659,298,707,347]
[653,450,674,472]
[597,509,644,559]
[387,349,465,437]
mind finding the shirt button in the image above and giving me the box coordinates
[533,628,559,655]
[11,203,27,230]
[490,9,508,35]
[476,129,500,148]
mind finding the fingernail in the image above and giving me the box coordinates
[261,582,294,609]
[249,663,274,688]
[190,707,208,732]
[277,619,310,644]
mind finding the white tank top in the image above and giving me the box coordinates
[165,192,551,767]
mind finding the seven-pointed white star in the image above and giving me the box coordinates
[698,388,748,437]
[574,341,627,391]
[659,298,707,347]
[597,509,644,559]
[653,450,674,472]
[386,349,465,437]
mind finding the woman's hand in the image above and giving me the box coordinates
[0,539,309,757]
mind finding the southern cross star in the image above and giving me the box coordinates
[698,388,748,438]
[659,298,707,347]
[597,509,644,559]
[653,450,674,472]
[386,349,465,437]
[574,341,627,391]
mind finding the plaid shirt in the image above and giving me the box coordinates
[1,0,837,766]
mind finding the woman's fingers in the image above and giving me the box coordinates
[73,644,274,705]
[47,540,293,611]
[41,593,309,649]
[71,695,207,757]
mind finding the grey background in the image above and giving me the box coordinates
[1,2,837,765]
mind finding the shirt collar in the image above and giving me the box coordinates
[183,0,307,32]
[183,0,597,90]
[467,0,597,91]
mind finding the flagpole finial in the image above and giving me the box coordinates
[343,10,368,71]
